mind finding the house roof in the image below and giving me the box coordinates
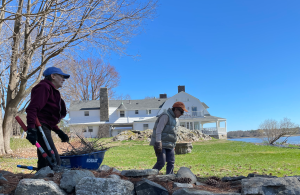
[70,99,167,111]
[201,102,209,109]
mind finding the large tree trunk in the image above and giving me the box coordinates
[3,105,17,154]
[0,105,5,155]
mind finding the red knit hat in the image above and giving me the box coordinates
[172,102,188,112]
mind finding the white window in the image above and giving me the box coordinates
[192,107,197,116]
[147,110,151,115]
[84,111,89,116]
[88,126,93,132]
[120,111,125,117]
[135,110,139,114]
[180,122,185,127]
[187,122,189,129]
[143,124,149,130]
[82,127,87,133]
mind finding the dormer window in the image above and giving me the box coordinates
[84,111,89,116]
[120,111,125,117]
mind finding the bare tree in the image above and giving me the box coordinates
[57,58,120,103]
[259,118,298,144]
[0,0,157,154]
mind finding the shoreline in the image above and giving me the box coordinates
[228,134,300,139]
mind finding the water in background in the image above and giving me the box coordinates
[228,136,300,144]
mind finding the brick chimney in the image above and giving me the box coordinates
[100,88,109,121]
[178,85,185,93]
[159,94,167,99]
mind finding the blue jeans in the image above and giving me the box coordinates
[152,148,175,174]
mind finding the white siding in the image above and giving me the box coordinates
[133,122,155,131]
[158,92,209,116]
[70,125,98,138]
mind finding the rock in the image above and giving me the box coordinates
[135,179,168,195]
[221,176,247,182]
[175,142,193,154]
[60,169,95,193]
[172,188,214,195]
[176,167,197,184]
[121,169,159,177]
[195,181,206,186]
[247,173,277,178]
[76,177,134,195]
[173,182,193,188]
[107,174,121,180]
[98,164,111,172]
[111,128,211,142]
[14,179,67,195]
[242,177,300,195]
[148,174,176,182]
[112,167,122,174]
[286,176,300,182]
[173,188,241,195]
[0,173,7,182]
[32,166,54,179]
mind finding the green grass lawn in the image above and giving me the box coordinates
[102,139,300,177]
[1,139,300,177]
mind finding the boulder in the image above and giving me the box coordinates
[247,173,277,178]
[173,182,193,188]
[76,177,134,195]
[221,176,247,182]
[112,167,122,174]
[147,174,176,182]
[121,169,159,177]
[242,177,300,195]
[98,164,111,172]
[135,179,168,195]
[107,174,121,180]
[32,166,54,179]
[173,188,241,195]
[14,179,67,195]
[175,142,193,154]
[172,188,213,195]
[176,167,197,184]
[60,169,95,193]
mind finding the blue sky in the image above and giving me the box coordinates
[82,1,300,131]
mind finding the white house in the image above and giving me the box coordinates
[69,86,227,139]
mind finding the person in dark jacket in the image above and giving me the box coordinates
[26,67,70,170]
[150,102,188,174]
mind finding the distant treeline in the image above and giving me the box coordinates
[227,128,300,138]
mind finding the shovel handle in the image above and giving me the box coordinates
[35,118,42,127]
[15,116,27,132]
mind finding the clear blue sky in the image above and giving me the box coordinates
[82,1,300,131]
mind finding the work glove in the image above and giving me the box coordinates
[154,141,162,154]
[56,129,69,142]
[26,127,37,145]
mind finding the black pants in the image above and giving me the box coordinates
[152,148,175,174]
[37,124,61,170]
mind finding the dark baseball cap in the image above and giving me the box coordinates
[43,67,70,79]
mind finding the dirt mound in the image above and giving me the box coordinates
[112,127,211,142]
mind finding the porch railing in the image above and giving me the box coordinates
[180,111,203,118]
[201,127,226,135]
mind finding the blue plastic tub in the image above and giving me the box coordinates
[60,150,106,170]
